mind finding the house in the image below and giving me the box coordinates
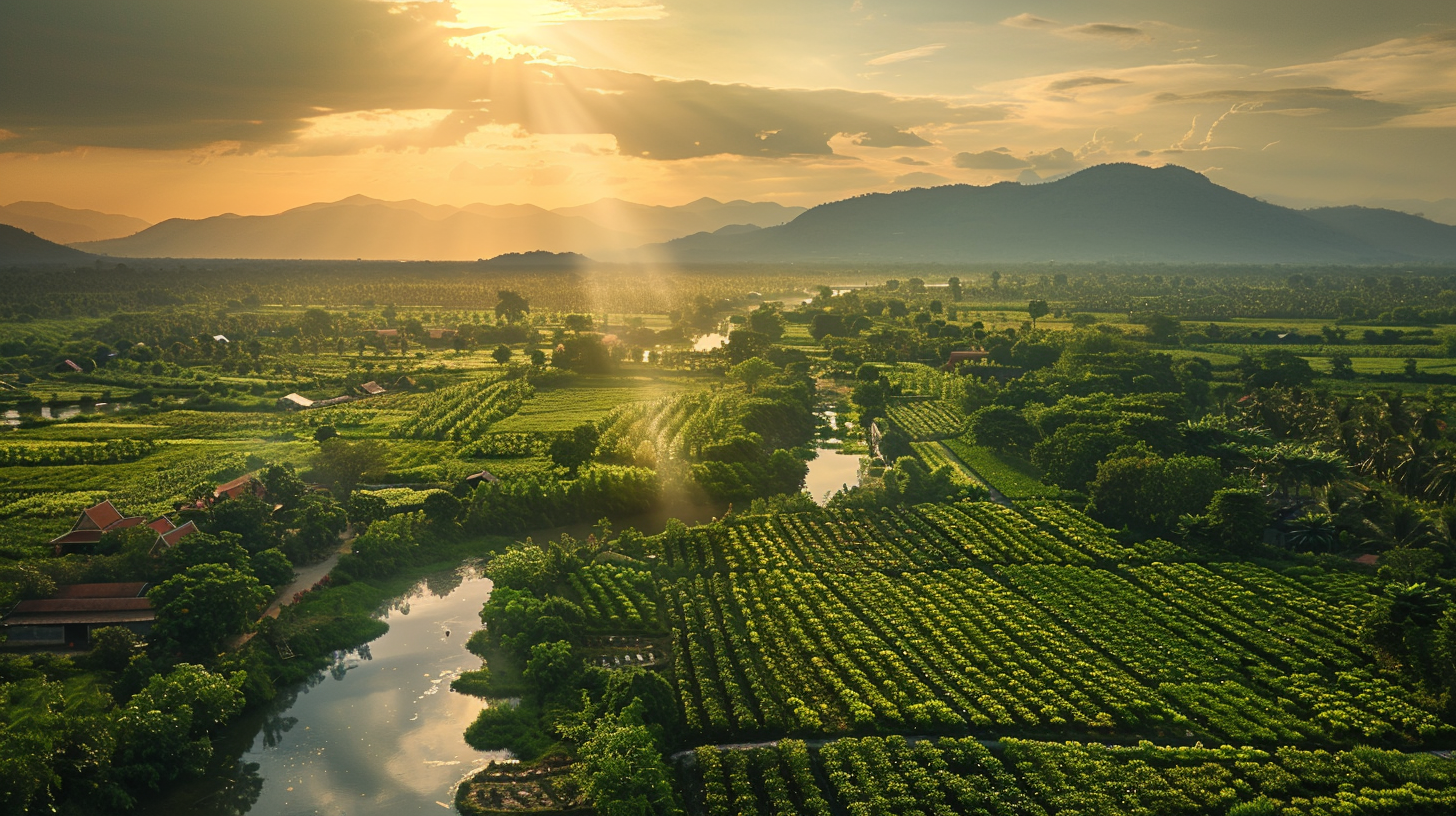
[152,520,197,554]
[57,359,83,373]
[1,582,154,648]
[214,474,265,502]
[278,393,314,410]
[49,500,146,554]
[941,350,990,372]
[465,470,500,489]
[1353,554,1380,567]
[367,328,399,338]
[358,381,386,397]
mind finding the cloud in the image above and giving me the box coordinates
[1061,23,1148,42]
[0,0,1011,159]
[893,171,951,187]
[952,149,1031,170]
[1027,147,1079,170]
[893,156,930,165]
[1045,76,1129,93]
[1001,13,1059,30]
[866,44,945,66]
[1154,87,1414,128]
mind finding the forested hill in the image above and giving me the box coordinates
[658,164,1455,264]
[0,223,93,265]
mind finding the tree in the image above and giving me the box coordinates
[947,277,962,301]
[968,405,1036,453]
[259,463,306,509]
[164,531,251,576]
[347,491,387,528]
[249,548,294,590]
[1239,350,1315,388]
[563,313,595,334]
[1027,299,1049,328]
[524,640,578,701]
[1329,353,1356,380]
[1205,488,1270,552]
[1285,512,1337,552]
[299,308,333,338]
[747,305,785,340]
[89,626,142,673]
[553,334,613,373]
[147,564,268,658]
[423,491,462,525]
[484,544,552,592]
[495,290,529,322]
[1089,453,1223,535]
[311,437,389,497]
[492,344,513,364]
[528,348,546,366]
[809,313,849,340]
[550,424,600,476]
[1143,313,1181,343]
[572,710,683,816]
[727,357,777,394]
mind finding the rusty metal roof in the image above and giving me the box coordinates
[53,582,147,599]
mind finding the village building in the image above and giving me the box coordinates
[358,380,386,396]
[465,469,500,490]
[48,500,146,554]
[1,582,155,648]
[278,392,314,410]
[57,359,83,373]
[214,474,266,503]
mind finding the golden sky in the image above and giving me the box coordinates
[2,0,1455,221]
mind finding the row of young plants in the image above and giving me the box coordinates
[688,736,1456,816]
[664,560,1441,745]
[886,399,966,440]
[694,740,830,816]
[0,439,156,467]
[661,502,1100,573]
[665,568,1180,739]
[910,441,982,488]
[394,376,532,441]
[568,564,661,631]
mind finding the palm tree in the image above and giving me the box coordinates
[1285,512,1337,553]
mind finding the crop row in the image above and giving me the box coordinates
[691,737,1456,816]
[568,564,660,631]
[911,442,982,488]
[887,399,966,440]
[662,502,1095,572]
[395,377,532,441]
[0,439,156,468]
[665,564,1440,744]
[666,569,1177,737]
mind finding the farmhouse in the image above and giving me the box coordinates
[278,393,314,410]
[465,469,500,489]
[48,500,146,553]
[358,380,386,396]
[214,474,265,502]
[1,582,154,648]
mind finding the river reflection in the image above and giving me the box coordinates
[149,566,506,815]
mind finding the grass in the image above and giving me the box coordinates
[942,437,1062,500]
[491,375,708,433]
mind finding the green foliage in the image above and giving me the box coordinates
[572,708,683,816]
[549,423,600,476]
[147,564,268,659]
[968,405,1035,452]
[249,548,294,590]
[523,640,579,700]
[335,513,421,581]
[310,437,390,497]
[88,626,142,674]
[485,543,552,592]
[1088,453,1224,535]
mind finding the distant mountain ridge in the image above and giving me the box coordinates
[75,195,807,260]
[0,224,94,264]
[655,164,1454,264]
[0,201,150,244]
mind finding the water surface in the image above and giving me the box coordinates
[151,567,504,815]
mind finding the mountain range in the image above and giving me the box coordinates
[0,201,151,244]
[0,224,94,265]
[71,195,806,260]
[654,164,1456,264]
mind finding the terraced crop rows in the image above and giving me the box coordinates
[887,399,966,440]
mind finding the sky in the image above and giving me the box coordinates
[2,0,1454,222]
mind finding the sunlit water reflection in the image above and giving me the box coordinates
[150,567,505,815]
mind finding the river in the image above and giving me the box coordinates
[147,500,724,815]
[150,566,503,815]
[802,406,862,505]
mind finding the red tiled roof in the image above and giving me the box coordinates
[77,500,124,531]
[49,529,103,546]
[4,596,155,626]
[108,516,146,531]
[147,517,177,534]
[53,582,148,599]
[158,521,197,549]
[214,475,259,500]
[1354,554,1380,566]
[466,470,500,484]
